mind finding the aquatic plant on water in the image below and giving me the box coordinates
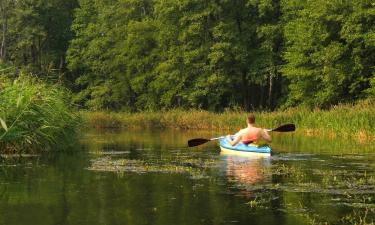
[0,74,80,154]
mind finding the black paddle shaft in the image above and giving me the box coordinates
[188,138,211,147]
[271,123,295,132]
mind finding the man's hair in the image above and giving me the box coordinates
[247,114,255,124]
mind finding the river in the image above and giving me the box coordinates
[0,129,374,225]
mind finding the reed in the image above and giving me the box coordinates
[83,100,375,139]
[0,74,81,154]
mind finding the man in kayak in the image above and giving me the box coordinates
[226,114,272,146]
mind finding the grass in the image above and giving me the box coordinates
[0,74,81,154]
[82,100,375,140]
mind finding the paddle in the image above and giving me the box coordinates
[187,123,295,147]
[266,123,295,132]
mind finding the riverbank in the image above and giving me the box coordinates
[82,100,375,141]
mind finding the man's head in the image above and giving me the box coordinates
[247,114,255,124]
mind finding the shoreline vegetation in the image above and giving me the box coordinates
[1,75,374,155]
[1,0,374,150]
[0,75,80,154]
[82,100,375,142]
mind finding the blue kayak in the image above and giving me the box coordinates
[219,137,271,157]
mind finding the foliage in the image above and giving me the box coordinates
[0,0,374,111]
[282,0,375,107]
[0,74,80,154]
[0,0,77,78]
[66,0,283,111]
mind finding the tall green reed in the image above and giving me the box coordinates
[0,74,80,154]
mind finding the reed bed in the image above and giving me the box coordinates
[82,100,375,140]
[0,75,81,154]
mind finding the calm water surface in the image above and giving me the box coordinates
[0,129,375,225]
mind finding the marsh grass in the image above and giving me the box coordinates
[82,100,375,140]
[0,74,80,154]
[246,196,272,209]
[340,208,375,225]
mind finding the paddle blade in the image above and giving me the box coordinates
[188,138,210,147]
[272,123,295,132]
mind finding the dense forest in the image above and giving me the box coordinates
[0,0,374,111]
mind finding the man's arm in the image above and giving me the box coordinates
[260,129,272,143]
[226,134,241,146]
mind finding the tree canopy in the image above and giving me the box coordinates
[1,0,374,111]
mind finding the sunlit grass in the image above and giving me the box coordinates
[82,100,375,140]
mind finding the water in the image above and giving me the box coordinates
[0,129,374,225]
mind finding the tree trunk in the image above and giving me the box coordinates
[260,84,264,109]
[0,3,6,61]
[31,43,37,67]
[23,52,28,65]
[268,70,274,109]
[241,71,250,111]
[59,55,64,74]
[38,36,42,71]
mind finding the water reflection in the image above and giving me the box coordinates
[220,153,271,198]
[0,128,374,225]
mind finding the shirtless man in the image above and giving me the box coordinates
[226,114,272,146]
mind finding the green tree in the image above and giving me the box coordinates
[66,0,374,111]
[0,0,14,62]
[281,0,375,107]
[152,0,220,110]
[2,0,76,77]
[67,0,156,110]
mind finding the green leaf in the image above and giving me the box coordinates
[0,118,8,131]
[17,94,23,108]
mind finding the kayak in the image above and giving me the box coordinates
[219,137,271,157]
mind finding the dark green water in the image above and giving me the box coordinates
[1,129,375,225]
